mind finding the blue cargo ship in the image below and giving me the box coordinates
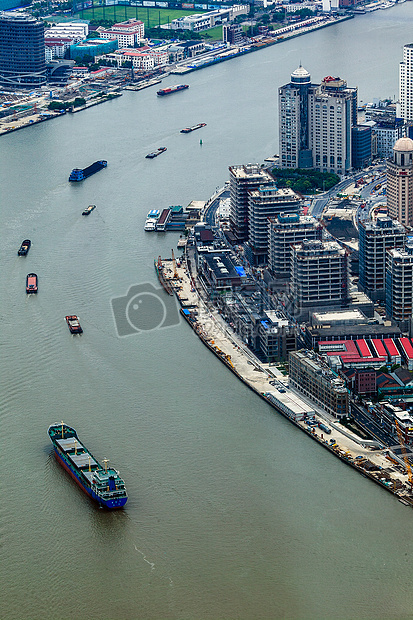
[69,160,107,182]
[48,422,128,509]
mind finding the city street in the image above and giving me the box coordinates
[310,165,386,219]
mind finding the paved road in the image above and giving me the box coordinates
[204,188,229,227]
[310,165,386,219]
[351,402,393,447]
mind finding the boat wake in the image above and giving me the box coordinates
[134,545,156,570]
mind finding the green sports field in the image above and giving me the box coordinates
[76,6,205,29]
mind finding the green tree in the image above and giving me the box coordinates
[48,101,68,110]
[246,25,258,36]
[271,12,285,23]
[270,167,340,194]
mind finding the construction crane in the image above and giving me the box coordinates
[394,419,413,489]
[171,249,179,279]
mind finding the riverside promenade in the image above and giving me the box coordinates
[157,249,413,508]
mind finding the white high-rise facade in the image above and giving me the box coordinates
[308,76,357,176]
[228,164,272,243]
[400,43,413,123]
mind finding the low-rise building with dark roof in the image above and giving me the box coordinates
[200,252,242,291]
[168,40,205,62]
[375,372,399,390]
[392,367,413,387]
[46,59,75,85]
[341,367,377,394]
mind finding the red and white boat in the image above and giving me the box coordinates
[26,273,38,294]
[65,315,83,334]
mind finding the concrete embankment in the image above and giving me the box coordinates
[66,92,122,113]
[0,109,67,135]
[157,252,413,508]
[0,92,121,136]
[171,14,354,75]
[124,78,162,91]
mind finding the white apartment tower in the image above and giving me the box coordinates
[308,76,357,175]
[268,213,323,278]
[400,43,413,123]
[229,164,272,243]
[246,185,302,265]
[386,137,413,227]
[279,70,357,174]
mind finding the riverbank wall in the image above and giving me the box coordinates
[171,14,354,75]
[178,307,413,505]
[0,91,121,136]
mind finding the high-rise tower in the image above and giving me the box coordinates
[359,216,406,302]
[400,43,413,123]
[387,137,413,227]
[245,185,302,265]
[308,76,357,175]
[279,65,313,169]
[0,11,46,89]
[386,242,413,330]
[291,239,349,319]
[279,70,358,175]
[228,164,272,243]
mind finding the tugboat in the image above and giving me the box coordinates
[82,204,96,215]
[69,160,107,182]
[146,147,167,159]
[180,123,206,133]
[18,239,31,256]
[26,273,38,294]
[157,84,189,96]
[48,422,128,509]
[65,315,83,334]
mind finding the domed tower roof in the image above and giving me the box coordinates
[291,65,310,84]
[394,137,413,152]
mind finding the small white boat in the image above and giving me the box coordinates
[144,219,156,231]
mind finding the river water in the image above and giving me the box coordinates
[2,6,413,619]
